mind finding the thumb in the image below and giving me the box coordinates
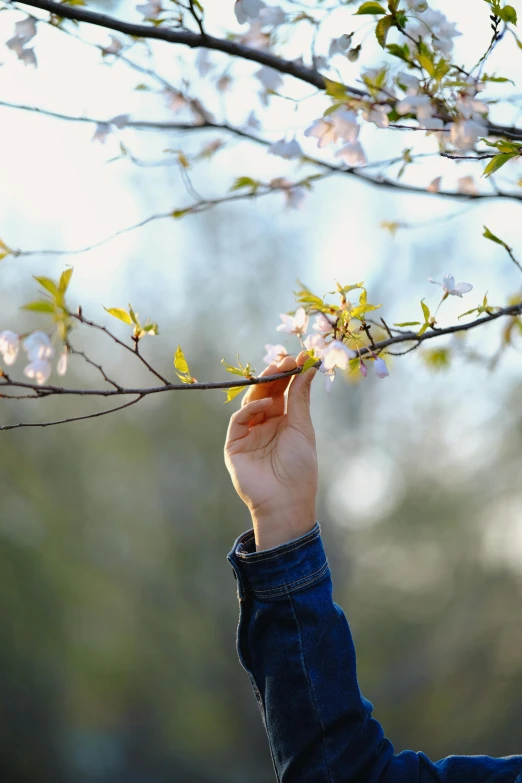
[287,365,317,431]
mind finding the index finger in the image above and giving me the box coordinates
[242,355,299,410]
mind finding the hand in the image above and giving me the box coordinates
[224,351,318,551]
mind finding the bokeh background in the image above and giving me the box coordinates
[1,0,522,780]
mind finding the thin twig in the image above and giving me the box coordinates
[71,310,170,385]
[0,395,143,430]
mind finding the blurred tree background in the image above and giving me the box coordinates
[1,206,521,780]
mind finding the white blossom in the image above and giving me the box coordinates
[256,65,283,92]
[331,109,360,142]
[246,111,261,130]
[396,94,434,121]
[335,141,367,167]
[429,274,473,297]
[238,21,270,49]
[258,6,286,27]
[136,0,162,17]
[23,359,52,386]
[57,350,68,377]
[304,333,327,354]
[103,36,124,55]
[312,313,335,335]
[92,122,111,144]
[374,356,389,378]
[457,175,478,196]
[195,49,213,76]
[362,104,391,128]
[276,307,308,336]
[23,331,54,361]
[320,340,356,371]
[7,18,38,67]
[329,34,353,57]
[406,8,461,57]
[284,186,307,209]
[263,344,288,364]
[427,176,442,193]
[304,118,339,148]
[449,118,487,150]
[0,330,20,366]
[235,0,264,25]
[268,138,302,159]
[397,72,421,94]
[321,367,336,393]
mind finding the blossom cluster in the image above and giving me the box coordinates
[0,330,67,385]
[265,307,389,393]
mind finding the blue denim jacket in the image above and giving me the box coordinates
[228,522,522,782]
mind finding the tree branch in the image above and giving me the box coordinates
[15,0,522,141]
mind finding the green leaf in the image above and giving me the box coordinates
[418,322,429,336]
[221,358,245,377]
[174,345,190,375]
[303,356,319,372]
[355,1,387,13]
[104,307,134,325]
[20,300,56,314]
[375,15,393,47]
[483,225,508,247]
[386,43,411,61]
[128,304,139,325]
[223,386,245,404]
[498,4,517,24]
[458,307,479,320]
[324,78,348,100]
[59,268,73,295]
[230,176,260,193]
[483,152,516,177]
[171,209,189,219]
[421,299,430,321]
[393,321,421,327]
[33,276,58,296]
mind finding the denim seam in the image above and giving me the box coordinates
[289,592,334,783]
[237,530,321,563]
[252,561,329,598]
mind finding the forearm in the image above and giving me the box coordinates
[228,524,522,783]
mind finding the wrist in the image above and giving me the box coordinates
[250,501,316,551]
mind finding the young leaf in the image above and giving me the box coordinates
[483,225,508,248]
[355,1,387,14]
[376,15,393,47]
[324,78,349,100]
[20,301,56,314]
[174,345,190,375]
[498,5,517,24]
[230,176,260,193]
[421,299,430,321]
[483,152,516,177]
[223,386,246,404]
[59,268,73,295]
[393,321,421,327]
[33,276,58,296]
[104,307,134,325]
[302,356,319,372]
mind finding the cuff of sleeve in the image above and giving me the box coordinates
[227,522,329,600]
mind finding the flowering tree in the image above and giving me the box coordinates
[1,0,522,428]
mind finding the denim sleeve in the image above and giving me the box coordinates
[227,523,522,783]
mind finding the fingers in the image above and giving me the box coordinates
[242,356,298,419]
[287,352,317,432]
[226,397,273,444]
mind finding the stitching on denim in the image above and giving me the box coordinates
[238,529,320,563]
[289,592,334,783]
[253,561,329,598]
